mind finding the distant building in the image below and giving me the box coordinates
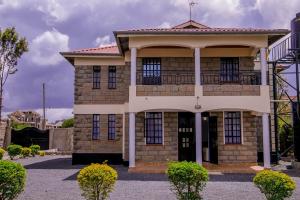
[8,110,56,129]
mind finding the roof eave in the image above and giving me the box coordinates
[114,30,290,36]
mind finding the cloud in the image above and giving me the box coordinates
[157,22,172,28]
[94,35,116,47]
[29,29,69,66]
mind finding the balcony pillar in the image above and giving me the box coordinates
[131,48,137,86]
[195,112,202,165]
[263,113,271,169]
[129,112,136,168]
[195,47,201,85]
[260,47,267,85]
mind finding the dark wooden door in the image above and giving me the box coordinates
[178,112,195,161]
[209,116,218,164]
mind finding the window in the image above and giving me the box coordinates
[142,58,161,85]
[224,112,242,144]
[92,114,100,140]
[145,112,163,144]
[108,114,116,140]
[93,66,101,89]
[108,66,116,89]
[220,58,239,83]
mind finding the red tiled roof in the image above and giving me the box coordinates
[71,45,119,54]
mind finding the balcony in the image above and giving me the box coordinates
[136,70,261,85]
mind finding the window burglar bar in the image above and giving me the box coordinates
[144,112,163,144]
[108,114,116,140]
[93,66,101,89]
[224,112,241,144]
[108,66,116,89]
[92,114,100,140]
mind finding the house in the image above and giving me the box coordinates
[61,20,289,169]
[8,110,42,129]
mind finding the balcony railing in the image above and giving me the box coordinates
[201,70,261,85]
[136,70,261,85]
[136,70,195,85]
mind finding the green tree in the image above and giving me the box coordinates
[0,27,28,122]
[62,118,74,128]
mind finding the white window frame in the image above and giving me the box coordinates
[223,111,244,145]
[144,112,164,145]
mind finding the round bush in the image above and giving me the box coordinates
[253,170,296,200]
[29,145,40,156]
[0,160,26,200]
[39,151,45,156]
[77,163,118,200]
[7,144,22,160]
[0,148,5,160]
[21,147,31,158]
[167,161,209,200]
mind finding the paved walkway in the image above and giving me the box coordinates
[14,155,300,200]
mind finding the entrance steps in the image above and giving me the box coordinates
[128,161,264,174]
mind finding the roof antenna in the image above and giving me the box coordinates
[188,0,197,21]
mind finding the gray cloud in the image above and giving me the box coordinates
[0,0,299,121]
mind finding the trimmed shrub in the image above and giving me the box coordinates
[167,161,209,200]
[253,170,296,200]
[7,144,22,160]
[21,147,31,158]
[29,145,40,156]
[77,163,118,200]
[39,151,46,156]
[0,160,26,200]
[0,148,5,160]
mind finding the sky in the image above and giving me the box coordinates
[0,0,299,122]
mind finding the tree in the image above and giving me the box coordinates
[0,27,28,123]
[62,118,74,128]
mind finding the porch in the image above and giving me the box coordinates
[126,111,270,170]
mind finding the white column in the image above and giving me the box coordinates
[260,47,267,85]
[263,113,271,168]
[130,48,137,86]
[195,47,201,85]
[129,112,136,168]
[195,112,202,165]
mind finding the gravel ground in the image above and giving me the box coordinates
[13,155,300,200]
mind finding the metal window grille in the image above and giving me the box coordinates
[93,66,101,89]
[92,114,100,140]
[220,58,239,83]
[142,58,161,85]
[144,112,163,144]
[108,114,116,140]
[224,112,241,144]
[108,66,116,89]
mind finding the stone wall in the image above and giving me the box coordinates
[215,111,258,163]
[135,112,178,162]
[75,64,130,104]
[136,85,194,96]
[203,85,260,96]
[49,128,73,152]
[73,114,123,154]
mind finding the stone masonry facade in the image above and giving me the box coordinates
[75,64,130,104]
[123,111,260,163]
[215,111,258,163]
[203,85,260,96]
[73,114,123,154]
[136,85,195,96]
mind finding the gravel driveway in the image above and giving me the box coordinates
[14,155,300,200]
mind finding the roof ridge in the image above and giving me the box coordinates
[73,45,118,53]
